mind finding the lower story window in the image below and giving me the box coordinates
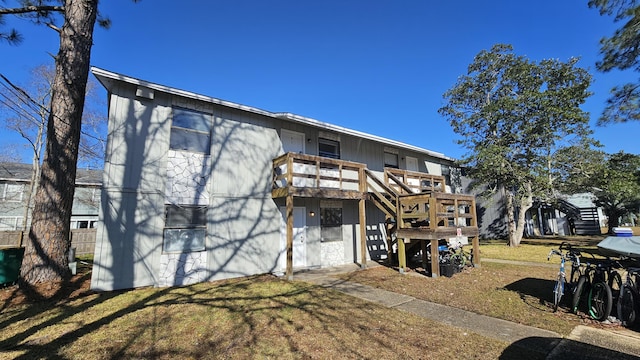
[70,219,99,229]
[163,205,207,253]
[321,206,342,242]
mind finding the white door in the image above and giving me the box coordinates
[280,129,307,187]
[280,206,307,268]
[406,156,419,172]
[281,129,305,154]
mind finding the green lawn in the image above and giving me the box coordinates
[0,239,626,359]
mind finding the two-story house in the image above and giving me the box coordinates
[90,67,480,291]
[0,162,101,254]
[0,162,102,231]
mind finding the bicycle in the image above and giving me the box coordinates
[571,258,622,321]
[425,238,472,273]
[447,239,473,271]
[617,267,640,327]
[570,253,596,314]
[547,242,582,312]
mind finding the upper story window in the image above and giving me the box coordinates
[384,151,399,168]
[1,183,24,202]
[170,108,212,154]
[318,138,340,159]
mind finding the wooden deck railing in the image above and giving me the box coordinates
[397,192,476,230]
[364,168,399,219]
[273,152,480,276]
[272,153,366,198]
[384,168,446,194]
[273,153,477,232]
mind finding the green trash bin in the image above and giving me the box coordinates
[0,247,25,286]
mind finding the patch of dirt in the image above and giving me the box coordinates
[0,261,93,309]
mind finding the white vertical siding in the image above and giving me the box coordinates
[210,117,282,197]
[91,191,164,290]
[103,89,171,191]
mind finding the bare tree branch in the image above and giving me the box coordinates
[0,6,64,15]
[46,22,61,33]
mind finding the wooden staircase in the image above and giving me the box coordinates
[556,199,601,235]
[364,168,480,277]
[271,153,479,278]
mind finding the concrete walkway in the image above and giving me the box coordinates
[293,262,640,360]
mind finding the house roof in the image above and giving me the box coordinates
[91,67,455,162]
[0,162,33,181]
[0,162,102,185]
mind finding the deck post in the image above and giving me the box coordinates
[286,193,294,280]
[359,197,367,268]
[358,168,367,268]
[385,217,394,265]
[430,239,440,277]
[398,238,407,273]
[470,199,481,268]
[472,235,480,268]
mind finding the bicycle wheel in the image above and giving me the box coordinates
[571,275,589,314]
[553,274,565,312]
[588,281,613,321]
[457,250,467,267]
[617,285,637,327]
[450,253,465,271]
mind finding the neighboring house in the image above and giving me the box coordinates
[474,188,604,240]
[524,194,603,237]
[0,162,102,231]
[90,67,480,291]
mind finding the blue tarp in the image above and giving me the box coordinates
[597,236,640,258]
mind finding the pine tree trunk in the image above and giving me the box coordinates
[20,0,98,289]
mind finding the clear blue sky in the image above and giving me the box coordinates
[2,0,639,162]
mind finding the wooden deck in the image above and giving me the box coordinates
[272,152,480,278]
[272,153,365,200]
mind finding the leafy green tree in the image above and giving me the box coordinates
[553,141,640,232]
[589,0,640,124]
[589,152,640,232]
[551,144,640,233]
[439,44,593,246]
[0,1,133,293]
[552,139,605,195]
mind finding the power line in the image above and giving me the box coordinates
[0,72,106,144]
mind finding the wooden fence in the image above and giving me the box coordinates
[0,228,96,256]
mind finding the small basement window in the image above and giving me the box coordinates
[163,205,207,253]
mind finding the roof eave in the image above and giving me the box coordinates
[91,67,455,162]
